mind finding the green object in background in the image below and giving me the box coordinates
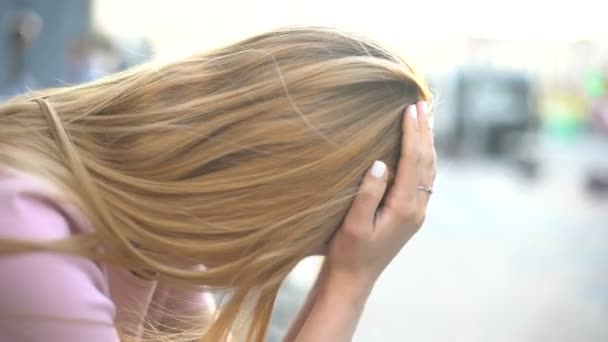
[543,114,585,140]
[583,69,605,98]
[542,96,587,141]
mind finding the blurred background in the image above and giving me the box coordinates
[1,0,607,341]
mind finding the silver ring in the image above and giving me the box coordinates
[417,185,433,195]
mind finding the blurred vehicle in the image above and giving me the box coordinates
[432,67,541,176]
[586,97,608,195]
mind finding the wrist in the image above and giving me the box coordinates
[319,269,375,305]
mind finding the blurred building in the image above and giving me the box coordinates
[1,0,153,98]
[0,0,92,97]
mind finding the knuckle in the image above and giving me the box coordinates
[401,145,419,159]
[394,189,415,205]
[414,152,422,164]
[341,221,367,241]
[415,213,426,227]
[394,202,416,220]
[359,186,380,203]
[420,151,433,167]
[431,149,438,162]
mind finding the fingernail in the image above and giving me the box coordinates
[370,160,387,178]
[408,105,417,120]
[420,101,428,115]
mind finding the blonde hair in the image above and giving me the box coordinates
[0,27,431,341]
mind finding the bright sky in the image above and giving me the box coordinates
[94,0,607,70]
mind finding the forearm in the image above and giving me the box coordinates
[291,273,373,342]
[284,261,329,341]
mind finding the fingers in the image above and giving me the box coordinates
[417,102,435,167]
[385,104,420,213]
[342,161,389,237]
[417,101,432,142]
[416,101,436,210]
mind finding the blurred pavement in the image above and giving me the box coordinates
[272,135,608,342]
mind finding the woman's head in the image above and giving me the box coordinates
[0,27,431,340]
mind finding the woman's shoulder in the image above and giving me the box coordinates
[0,169,119,341]
[0,168,91,240]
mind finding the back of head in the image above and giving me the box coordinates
[0,27,431,341]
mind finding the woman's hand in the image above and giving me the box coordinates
[326,101,436,288]
[289,101,435,342]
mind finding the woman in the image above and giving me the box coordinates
[0,27,435,341]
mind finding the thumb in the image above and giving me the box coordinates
[342,160,389,236]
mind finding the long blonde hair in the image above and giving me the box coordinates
[0,27,431,341]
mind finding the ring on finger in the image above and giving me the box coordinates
[416,185,433,195]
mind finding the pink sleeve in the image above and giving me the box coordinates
[0,177,120,341]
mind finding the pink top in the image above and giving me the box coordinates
[0,170,214,341]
